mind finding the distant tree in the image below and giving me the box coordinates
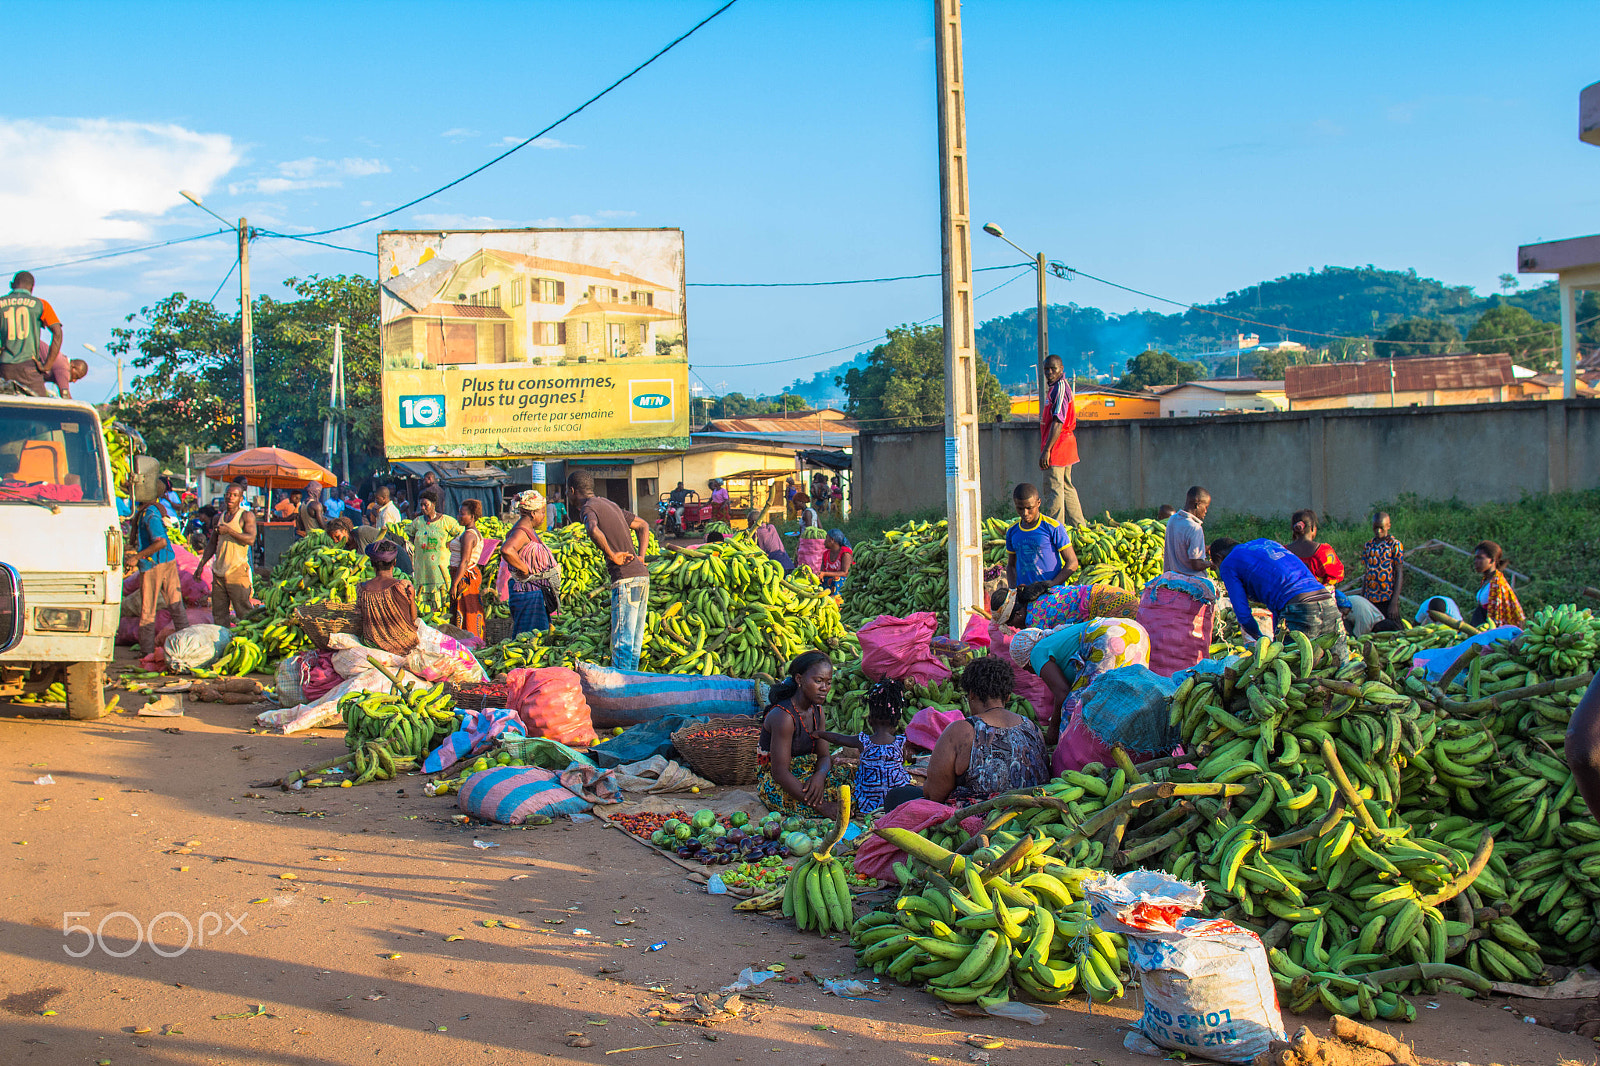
[1581,291,1600,349]
[1499,273,1520,294]
[1465,303,1560,372]
[1251,348,1290,380]
[839,323,1010,428]
[1115,349,1203,391]
[1373,317,1460,359]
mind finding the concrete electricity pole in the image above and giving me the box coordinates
[239,218,257,448]
[935,0,984,639]
[181,191,258,448]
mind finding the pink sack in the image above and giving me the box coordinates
[794,536,825,575]
[906,706,965,751]
[505,666,599,747]
[960,611,990,647]
[987,619,1057,723]
[852,799,994,881]
[299,651,343,702]
[1136,574,1219,677]
[859,612,952,687]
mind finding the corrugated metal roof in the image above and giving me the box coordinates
[395,302,512,321]
[1286,353,1512,400]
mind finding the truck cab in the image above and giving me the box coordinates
[0,393,129,719]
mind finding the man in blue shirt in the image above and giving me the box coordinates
[1210,537,1346,659]
[128,498,191,656]
[1005,482,1078,589]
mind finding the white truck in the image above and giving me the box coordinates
[0,392,150,719]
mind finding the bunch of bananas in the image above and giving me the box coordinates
[1071,517,1165,593]
[257,534,373,614]
[855,828,1126,1006]
[339,679,459,764]
[786,786,856,934]
[478,530,856,681]
[102,414,132,498]
[198,634,265,677]
[1518,603,1599,677]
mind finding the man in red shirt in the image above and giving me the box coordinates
[1038,355,1085,527]
[0,271,64,397]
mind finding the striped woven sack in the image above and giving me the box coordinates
[458,766,589,824]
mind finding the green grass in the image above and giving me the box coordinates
[842,490,1600,613]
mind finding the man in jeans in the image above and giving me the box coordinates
[1038,355,1086,527]
[1210,537,1347,661]
[128,497,190,656]
[567,470,651,671]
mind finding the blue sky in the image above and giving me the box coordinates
[7,0,1597,405]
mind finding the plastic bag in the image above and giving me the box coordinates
[406,621,488,684]
[332,644,405,679]
[858,612,951,687]
[505,666,598,747]
[987,619,1056,721]
[1137,574,1218,677]
[164,624,232,672]
[588,713,704,767]
[274,657,306,707]
[1087,870,1286,1064]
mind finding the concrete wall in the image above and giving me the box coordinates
[852,399,1600,522]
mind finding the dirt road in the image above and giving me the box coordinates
[1,660,1595,1066]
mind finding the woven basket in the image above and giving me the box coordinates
[670,720,761,786]
[446,681,509,711]
[484,611,514,648]
[293,601,360,652]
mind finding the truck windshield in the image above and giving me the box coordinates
[0,406,108,505]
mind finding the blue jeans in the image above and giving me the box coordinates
[610,576,649,671]
[507,584,550,636]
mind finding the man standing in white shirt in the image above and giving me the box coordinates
[1163,486,1212,575]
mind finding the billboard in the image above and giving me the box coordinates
[377,228,689,458]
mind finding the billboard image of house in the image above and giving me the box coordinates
[377,229,689,458]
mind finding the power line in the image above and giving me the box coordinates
[207,255,240,306]
[691,265,1034,369]
[14,228,234,274]
[262,233,377,256]
[287,0,741,238]
[688,262,1031,287]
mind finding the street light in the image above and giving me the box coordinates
[82,342,123,401]
[179,189,257,449]
[981,222,1049,401]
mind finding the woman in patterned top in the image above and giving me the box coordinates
[990,582,1139,630]
[811,677,913,813]
[1471,541,1525,627]
[1012,619,1153,775]
[917,656,1050,805]
[1359,511,1405,622]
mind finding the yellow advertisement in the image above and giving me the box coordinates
[377,228,689,458]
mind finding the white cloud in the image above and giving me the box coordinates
[495,135,580,149]
[441,128,479,140]
[410,212,527,229]
[595,209,637,219]
[0,117,240,254]
[229,156,389,195]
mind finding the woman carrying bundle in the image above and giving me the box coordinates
[990,581,1139,630]
[357,541,419,655]
[756,651,852,818]
[1010,619,1152,774]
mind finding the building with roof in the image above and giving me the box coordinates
[1282,352,1547,410]
[1009,386,1160,421]
[698,409,856,448]
[381,246,683,368]
[1185,333,1309,377]
[1153,379,1288,418]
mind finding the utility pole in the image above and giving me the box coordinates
[239,218,258,449]
[336,323,349,484]
[935,0,983,639]
[1035,251,1048,400]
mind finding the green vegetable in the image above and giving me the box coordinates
[692,809,716,830]
[782,815,805,833]
[674,824,692,841]
[784,831,814,856]
[729,811,749,828]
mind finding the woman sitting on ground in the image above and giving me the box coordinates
[356,541,419,655]
[756,650,851,818]
[989,581,1139,630]
[885,655,1049,810]
[1011,619,1152,775]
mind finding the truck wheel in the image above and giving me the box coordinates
[66,661,108,720]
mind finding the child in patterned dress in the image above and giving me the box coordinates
[811,678,915,814]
